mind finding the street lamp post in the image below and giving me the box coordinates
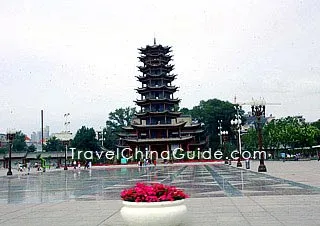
[218,120,223,149]
[220,131,228,163]
[231,106,242,167]
[6,130,16,176]
[251,98,267,172]
[64,144,68,170]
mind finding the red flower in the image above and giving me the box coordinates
[120,183,189,202]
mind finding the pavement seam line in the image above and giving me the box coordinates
[228,197,252,226]
[247,196,286,225]
[230,164,320,192]
[160,165,188,184]
[205,165,243,197]
[96,208,121,226]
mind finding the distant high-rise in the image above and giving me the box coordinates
[31,125,50,143]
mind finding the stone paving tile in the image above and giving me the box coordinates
[0,162,320,225]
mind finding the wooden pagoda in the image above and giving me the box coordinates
[118,41,206,158]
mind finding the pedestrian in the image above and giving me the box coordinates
[27,162,31,175]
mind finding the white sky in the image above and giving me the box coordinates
[1,0,320,136]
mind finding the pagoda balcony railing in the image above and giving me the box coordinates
[142,107,174,112]
[137,73,176,78]
[142,95,171,99]
[140,52,171,57]
[144,59,170,65]
[139,52,172,59]
[136,98,179,103]
[138,85,175,89]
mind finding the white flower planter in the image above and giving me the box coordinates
[120,199,187,226]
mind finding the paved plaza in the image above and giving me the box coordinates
[0,160,319,225]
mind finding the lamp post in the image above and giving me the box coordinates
[251,98,267,172]
[231,106,242,167]
[99,127,105,147]
[218,120,223,149]
[6,130,16,176]
[64,144,68,170]
[220,131,228,163]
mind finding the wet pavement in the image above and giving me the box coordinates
[1,163,319,204]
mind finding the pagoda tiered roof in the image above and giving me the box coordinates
[135,98,180,105]
[136,85,178,93]
[138,45,171,53]
[124,136,193,144]
[138,65,174,73]
[135,110,181,117]
[183,123,202,129]
[116,132,136,137]
[181,129,204,134]
[121,126,134,131]
[131,121,187,129]
[138,53,172,61]
[136,74,176,82]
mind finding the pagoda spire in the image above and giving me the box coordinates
[154,37,156,45]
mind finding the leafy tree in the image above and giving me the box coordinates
[27,144,37,152]
[242,116,320,158]
[311,119,320,144]
[242,128,258,152]
[0,147,8,154]
[72,126,99,152]
[44,137,63,152]
[181,99,243,150]
[179,107,192,115]
[104,107,136,150]
[311,119,320,130]
[12,131,27,152]
[106,107,136,129]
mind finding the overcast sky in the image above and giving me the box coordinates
[1,0,320,136]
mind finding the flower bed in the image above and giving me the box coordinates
[121,182,189,202]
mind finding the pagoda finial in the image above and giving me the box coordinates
[154,37,156,45]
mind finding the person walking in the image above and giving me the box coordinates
[27,162,31,175]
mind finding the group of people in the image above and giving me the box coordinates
[73,160,92,169]
[137,158,156,167]
[16,162,33,174]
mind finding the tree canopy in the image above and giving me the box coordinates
[181,99,242,149]
[72,126,99,151]
[103,107,136,150]
[44,136,64,152]
[12,131,27,152]
[242,116,320,157]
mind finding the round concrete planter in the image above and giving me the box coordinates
[120,199,187,226]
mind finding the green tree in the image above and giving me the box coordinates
[12,131,27,152]
[72,126,99,152]
[0,146,8,154]
[179,107,192,115]
[182,99,242,150]
[44,137,63,152]
[243,116,320,158]
[310,119,320,144]
[27,144,37,152]
[104,107,136,150]
[242,128,258,152]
